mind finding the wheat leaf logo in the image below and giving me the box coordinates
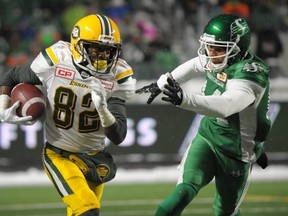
[230,18,249,40]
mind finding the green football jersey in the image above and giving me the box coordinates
[198,53,271,162]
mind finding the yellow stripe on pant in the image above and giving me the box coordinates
[42,147,104,216]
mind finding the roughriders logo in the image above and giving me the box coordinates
[230,18,249,41]
[243,62,264,73]
[71,26,80,39]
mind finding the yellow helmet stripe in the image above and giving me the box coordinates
[96,14,112,36]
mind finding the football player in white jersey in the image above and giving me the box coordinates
[136,14,270,216]
[0,14,136,216]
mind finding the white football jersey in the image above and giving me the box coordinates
[30,41,136,152]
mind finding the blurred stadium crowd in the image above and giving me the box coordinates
[0,0,288,80]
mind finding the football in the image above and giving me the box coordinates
[10,83,46,120]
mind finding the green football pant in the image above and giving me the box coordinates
[155,133,252,216]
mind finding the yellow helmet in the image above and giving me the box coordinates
[71,14,122,76]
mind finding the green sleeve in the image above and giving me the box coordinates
[0,62,42,87]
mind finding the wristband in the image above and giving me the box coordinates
[156,72,170,91]
[98,107,116,127]
[0,95,10,111]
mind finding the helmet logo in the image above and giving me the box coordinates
[72,26,80,39]
[230,18,249,41]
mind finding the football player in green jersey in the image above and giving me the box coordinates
[136,14,270,216]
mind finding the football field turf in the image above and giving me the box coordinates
[0,181,287,216]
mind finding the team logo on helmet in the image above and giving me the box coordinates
[71,26,80,39]
[230,18,249,41]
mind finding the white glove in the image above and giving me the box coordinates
[0,95,35,125]
[91,90,107,113]
[90,80,115,128]
[90,79,106,98]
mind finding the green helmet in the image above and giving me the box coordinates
[198,14,251,71]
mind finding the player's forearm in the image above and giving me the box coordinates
[0,63,42,88]
[104,119,127,145]
[157,57,203,90]
[179,79,260,118]
[0,86,12,111]
[180,89,255,118]
[170,57,203,82]
[101,97,127,144]
[0,86,12,95]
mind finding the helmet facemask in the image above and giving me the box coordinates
[198,33,241,72]
[70,14,122,77]
[74,39,121,76]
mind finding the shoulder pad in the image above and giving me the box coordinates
[41,41,71,66]
[226,59,269,88]
[114,58,134,83]
[112,77,136,101]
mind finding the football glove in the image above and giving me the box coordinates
[91,90,107,113]
[90,79,115,128]
[162,77,183,105]
[135,83,161,104]
[0,100,35,125]
[256,151,269,169]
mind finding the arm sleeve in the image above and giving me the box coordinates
[105,97,127,145]
[179,79,264,118]
[0,63,42,87]
[157,57,204,90]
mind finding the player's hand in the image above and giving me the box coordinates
[135,83,161,104]
[90,79,107,112]
[91,90,107,113]
[90,79,116,128]
[162,77,183,105]
[256,152,268,169]
[0,101,35,125]
[90,79,106,97]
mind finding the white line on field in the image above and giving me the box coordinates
[0,196,287,211]
[10,207,288,216]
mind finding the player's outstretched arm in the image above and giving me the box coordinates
[135,82,161,104]
[135,72,176,104]
[162,77,183,105]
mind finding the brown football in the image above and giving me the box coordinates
[10,83,46,120]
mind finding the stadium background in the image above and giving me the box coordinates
[0,0,287,176]
[0,2,287,215]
